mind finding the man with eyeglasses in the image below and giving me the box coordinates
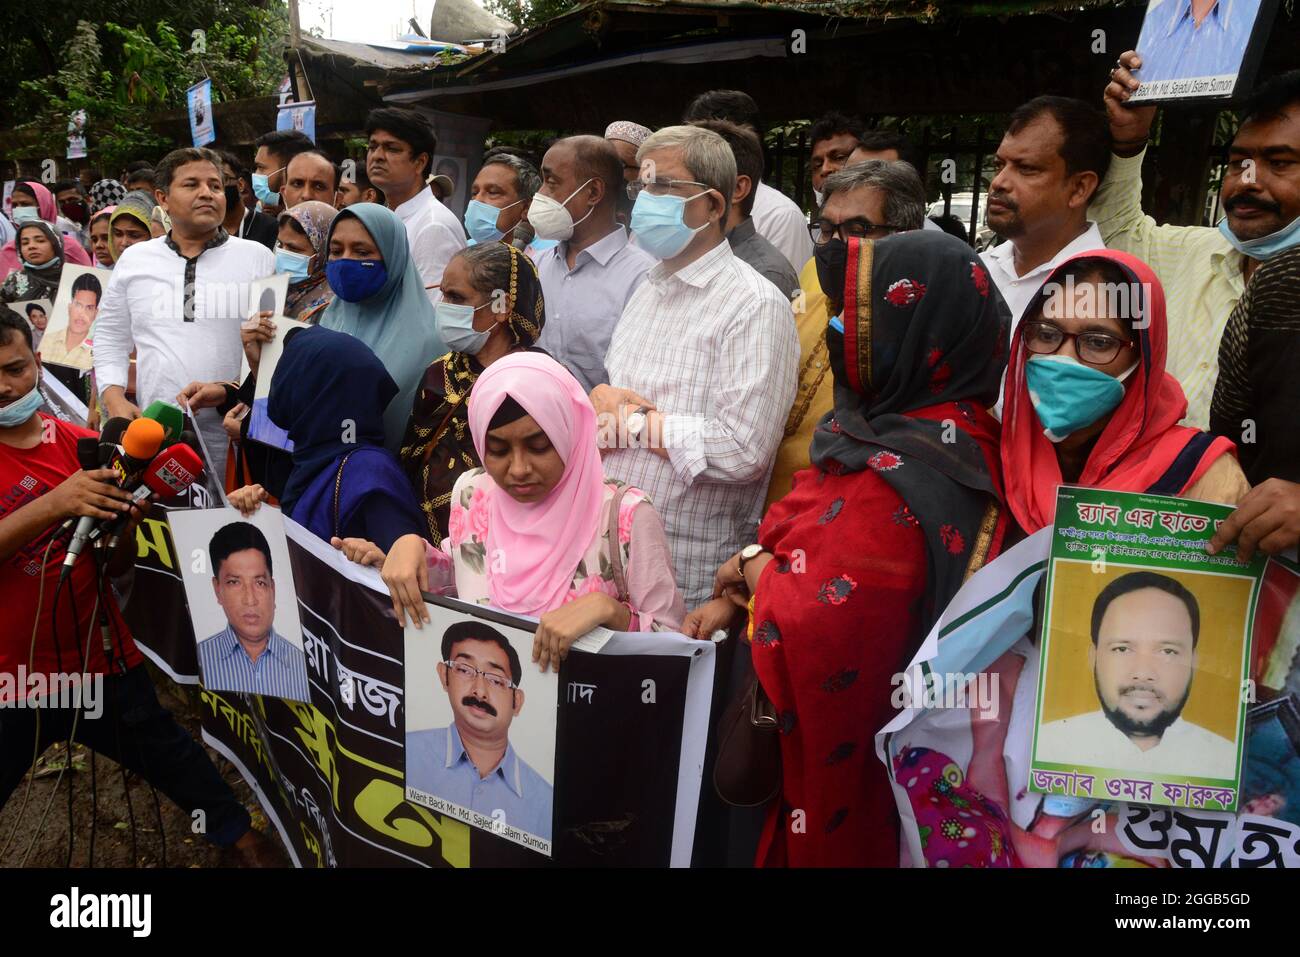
[364,107,467,305]
[596,124,797,609]
[764,159,926,509]
[406,620,552,841]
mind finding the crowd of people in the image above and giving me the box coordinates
[1,47,1299,867]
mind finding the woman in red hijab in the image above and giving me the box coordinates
[1001,249,1247,536]
[712,231,1014,866]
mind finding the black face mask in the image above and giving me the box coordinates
[60,200,88,225]
[224,185,242,215]
[814,237,848,302]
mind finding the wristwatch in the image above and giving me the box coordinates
[737,543,765,577]
[625,405,651,440]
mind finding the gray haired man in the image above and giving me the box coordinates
[594,125,798,607]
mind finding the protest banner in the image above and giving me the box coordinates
[122,493,715,866]
[276,100,316,143]
[878,488,1296,868]
[187,79,216,146]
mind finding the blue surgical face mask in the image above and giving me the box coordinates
[0,383,44,427]
[275,246,313,283]
[630,190,710,259]
[828,314,844,333]
[1025,354,1136,442]
[326,258,387,302]
[11,206,39,224]
[1218,215,1300,261]
[26,255,62,272]
[463,199,520,245]
[252,170,283,206]
[436,300,493,354]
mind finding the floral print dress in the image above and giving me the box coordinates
[427,467,686,631]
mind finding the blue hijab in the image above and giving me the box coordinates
[318,202,447,453]
[268,326,415,539]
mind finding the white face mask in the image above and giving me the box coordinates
[527,178,595,241]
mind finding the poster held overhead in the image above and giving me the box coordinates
[1127,0,1281,103]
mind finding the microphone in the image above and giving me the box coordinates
[75,437,98,472]
[62,418,166,579]
[60,419,131,534]
[97,417,131,465]
[511,219,535,251]
[91,443,205,546]
[106,417,165,488]
[141,400,184,445]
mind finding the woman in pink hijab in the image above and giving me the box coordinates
[342,352,685,671]
[2,181,94,278]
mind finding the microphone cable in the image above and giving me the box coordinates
[94,555,155,867]
[21,590,97,868]
[0,536,57,862]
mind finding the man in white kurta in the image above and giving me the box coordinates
[95,147,275,478]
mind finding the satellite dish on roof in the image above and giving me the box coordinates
[429,0,517,44]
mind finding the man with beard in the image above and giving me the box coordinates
[1098,60,1300,429]
[406,621,552,840]
[983,96,1112,335]
[1036,571,1237,779]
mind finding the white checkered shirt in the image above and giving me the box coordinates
[603,238,798,608]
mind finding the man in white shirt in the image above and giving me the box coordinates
[1035,570,1238,780]
[365,107,466,304]
[95,147,275,477]
[682,90,813,273]
[983,96,1113,327]
[595,125,798,608]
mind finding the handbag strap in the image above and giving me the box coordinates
[606,483,631,605]
[332,451,356,540]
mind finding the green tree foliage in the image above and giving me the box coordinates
[481,0,576,31]
[3,1,287,169]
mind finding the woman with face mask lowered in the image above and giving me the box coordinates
[1001,250,1249,538]
[0,181,94,279]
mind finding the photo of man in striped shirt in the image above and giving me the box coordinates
[195,520,309,703]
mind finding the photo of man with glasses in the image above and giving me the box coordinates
[405,620,553,841]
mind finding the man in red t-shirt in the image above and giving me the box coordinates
[0,308,279,864]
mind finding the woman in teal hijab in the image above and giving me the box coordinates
[318,202,447,451]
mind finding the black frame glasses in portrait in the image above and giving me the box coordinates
[808,218,899,246]
[1022,319,1137,365]
[443,660,517,692]
[626,177,713,201]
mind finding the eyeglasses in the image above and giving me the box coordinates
[626,177,713,201]
[1022,319,1135,365]
[809,218,899,246]
[443,660,516,691]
